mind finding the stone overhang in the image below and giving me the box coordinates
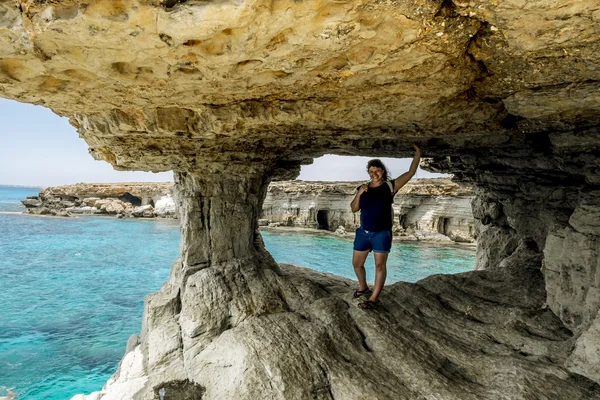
[2,0,600,398]
[0,0,598,174]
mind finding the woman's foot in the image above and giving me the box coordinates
[358,299,379,309]
[353,288,373,299]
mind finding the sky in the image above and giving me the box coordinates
[0,98,445,187]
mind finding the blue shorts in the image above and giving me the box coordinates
[353,228,392,253]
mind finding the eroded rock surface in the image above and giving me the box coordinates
[22,182,177,217]
[2,0,600,398]
[0,0,598,173]
[81,260,600,399]
[425,141,600,384]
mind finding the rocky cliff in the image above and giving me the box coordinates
[2,0,600,398]
[263,178,475,242]
[22,182,177,217]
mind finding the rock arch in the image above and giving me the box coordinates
[119,192,142,206]
[2,0,600,397]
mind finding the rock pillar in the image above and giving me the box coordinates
[174,165,276,274]
[136,163,284,387]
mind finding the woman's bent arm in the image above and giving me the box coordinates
[351,184,368,212]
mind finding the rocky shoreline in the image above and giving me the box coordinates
[22,179,476,243]
[22,183,177,219]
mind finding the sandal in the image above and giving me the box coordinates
[358,300,379,310]
[353,288,373,299]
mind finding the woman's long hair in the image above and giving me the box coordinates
[366,159,390,181]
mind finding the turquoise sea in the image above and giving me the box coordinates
[0,186,475,399]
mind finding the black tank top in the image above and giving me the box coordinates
[359,180,395,231]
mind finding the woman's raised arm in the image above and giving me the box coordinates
[392,144,422,193]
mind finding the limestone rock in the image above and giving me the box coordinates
[65,205,101,214]
[543,227,600,335]
[132,204,154,218]
[570,205,600,235]
[73,345,147,400]
[74,262,600,400]
[3,0,600,397]
[21,196,42,208]
[414,230,452,242]
[0,0,598,175]
[471,195,502,224]
[23,183,175,219]
[154,194,177,217]
[566,311,600,384]
[475,225,519,271]
[426,139,600,382]
[96,199,127,214]
[40,183,172,201]
[82,197,101,207]
[36,207,52,215]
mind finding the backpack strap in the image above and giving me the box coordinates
[387,180,395,226]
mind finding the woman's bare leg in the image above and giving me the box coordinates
[352,250,370,291]
[370,252,389,301]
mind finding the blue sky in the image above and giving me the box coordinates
[0,98,444,186]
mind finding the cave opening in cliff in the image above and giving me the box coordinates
[399,214,408,229]
[437,217,448,235]
[119,192,142,206]
[316,209,329,230]
[3,0,600,394]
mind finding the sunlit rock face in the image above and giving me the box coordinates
[1,0,597,172]
[2,0,600,398]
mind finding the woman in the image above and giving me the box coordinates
[350,144,422,309]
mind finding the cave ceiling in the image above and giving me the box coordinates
[1,0,599,175]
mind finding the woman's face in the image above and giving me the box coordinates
[368,166,384,182]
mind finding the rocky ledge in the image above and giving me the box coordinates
[75,251,600,400]
[22,182,177,218]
